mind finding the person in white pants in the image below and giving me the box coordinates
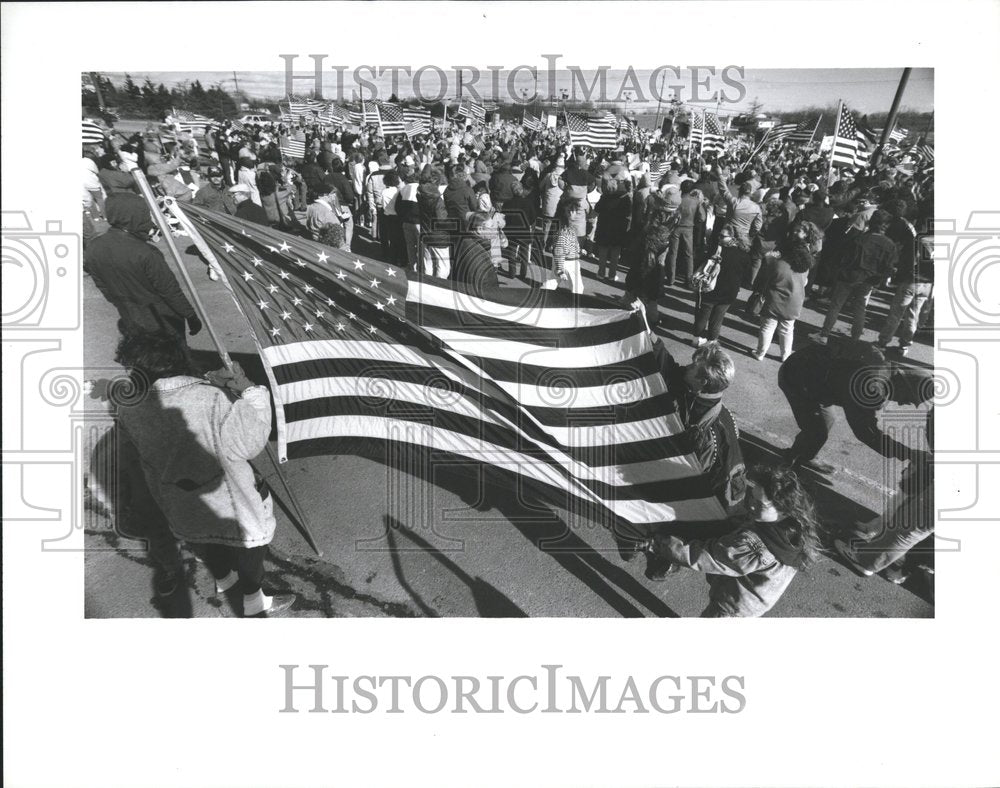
[542,198,585,294]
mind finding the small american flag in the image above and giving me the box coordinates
[761,118,818,147]
[458,99,486,124]
[831,107,875,171]
[377,103,407,137]
[648,160,669,184]
[889,125,909,144]
[280,138,306,161]
[171,203,733,531]
[169,109,218,136]
[349,100,380,126]
[564,111,617,149]
[402,106,432,135]
[318,104,350,128]
[701,113,725,154]
[522,111,543,132]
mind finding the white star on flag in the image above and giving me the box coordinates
[257,300,268,310]
[241,271,254,281]
[279,242,291,252]
[375,301,385,311]
[270,327,280,337]
[370,279,381,289]
[280,311,291,320]
[279,271,290,279]
[317,252,329,263]
[386,295,397,306]
[385,268,397,277]
[292,297,303,305]
[268,284,279,294]
[223,243,235,253]
[353,260,364,270]
[336,271,347,280]
[251,257,263,267]
[335,322,346,331]
[303,285,313,293]
[303,323,314,332]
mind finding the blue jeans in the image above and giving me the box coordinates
[878,282,932,347]
[821,280,875,340]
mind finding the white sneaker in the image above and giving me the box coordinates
[834,539,874,577]
[691,336,707,348]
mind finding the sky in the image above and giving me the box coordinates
[100,67,933,115]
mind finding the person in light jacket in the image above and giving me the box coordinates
[647,463,823,617]
[114,331,296,618]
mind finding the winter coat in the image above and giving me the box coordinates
[117,377,276,548]
[760,255,808,321]
[83,193,195,335]
[659,519,807,617]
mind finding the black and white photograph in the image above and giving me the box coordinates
[78,63,937,619]
[3,2,998,786]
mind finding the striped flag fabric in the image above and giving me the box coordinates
[169,203,732,531]
[564,111,617,149]
[647,160,669,184]
[402,106,432,135]
[831,107,875,171]
[288,98,325,118]
[761,118,818,146]
[318,104,350,128]
[522,111,543,132]
[169,109,218,135]
[349,100,380,126]
[889,125,909,144]
[458,99,487,124]
[376,102,407,137]
[279,138,306,160]
[82,119,106,145]
[699,113,725,154]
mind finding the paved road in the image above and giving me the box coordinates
[82,222,933,618]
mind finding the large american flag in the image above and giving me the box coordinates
[831,107,876,171]
[169,203,731,533]
[689,112,724,155]
[565,111,617,149]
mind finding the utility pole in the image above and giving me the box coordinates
[89,71,106,113]
[653,69,667,131]
[870,67,912,168]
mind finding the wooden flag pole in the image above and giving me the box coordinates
[112,145,323,556]
[827,99,844,187]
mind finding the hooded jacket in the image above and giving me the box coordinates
[83,193,195,335]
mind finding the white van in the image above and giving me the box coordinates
[238,114,272,125]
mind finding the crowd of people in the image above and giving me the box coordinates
[82,105,936,617]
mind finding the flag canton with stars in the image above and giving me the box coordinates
[181,203,408,349]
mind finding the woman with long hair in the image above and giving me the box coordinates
[541,197,585,294]
[646,463,824,617]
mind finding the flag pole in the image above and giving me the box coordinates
[827,99,843,187]
[111,144,323,557]
[808,114,822,146]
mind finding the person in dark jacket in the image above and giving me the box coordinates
[594,159,633,282]
[416,166,453,278]
[815,209,897,342]
[692,224,748,345]
[488,160,518,210]
[778,337,933,474]
[623,191,677,327]
[229,184,270,226]
[83,192,201,343]
[442,169,478,230]
[452,222,501,296]
[753,221,820,360]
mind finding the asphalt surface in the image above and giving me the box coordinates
[82,220,934,618]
